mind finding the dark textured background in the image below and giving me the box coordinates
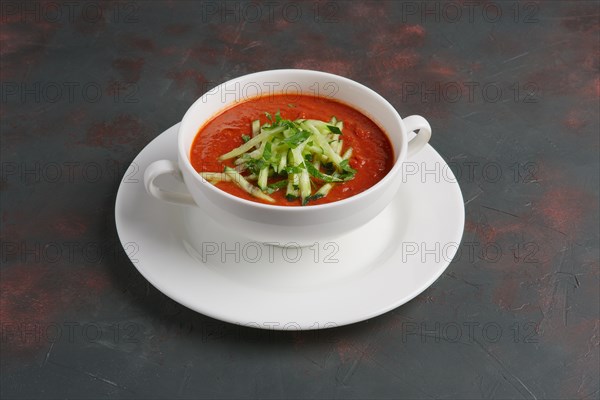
[1,1,599,399]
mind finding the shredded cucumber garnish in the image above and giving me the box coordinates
[303,183,334,205]
[199,172,232,183]
[251,120,260,137]
[223,167,275,203]
[203,114,357,205]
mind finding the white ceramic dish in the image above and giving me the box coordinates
[143,69,432,245]
[116,123,464,330]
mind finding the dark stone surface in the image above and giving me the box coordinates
[1,1,598,399]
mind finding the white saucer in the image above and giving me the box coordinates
[115,123,464,330]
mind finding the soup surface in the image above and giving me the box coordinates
[190,94,394,206]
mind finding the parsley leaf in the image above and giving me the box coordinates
[339,159,357,180]
[327,125,342,135]
[262,142,272,161]
[282,130,311,148]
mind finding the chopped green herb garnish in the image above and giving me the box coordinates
[340,159,356,174]
[262,141,272,161]
[327,125,342,135]
[282,130,311,149]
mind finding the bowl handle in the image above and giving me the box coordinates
[143,160,196,206]
[403,115,432,158]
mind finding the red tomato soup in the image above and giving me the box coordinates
[190,94,394,206]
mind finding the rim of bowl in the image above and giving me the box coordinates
[179,69,409,212]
